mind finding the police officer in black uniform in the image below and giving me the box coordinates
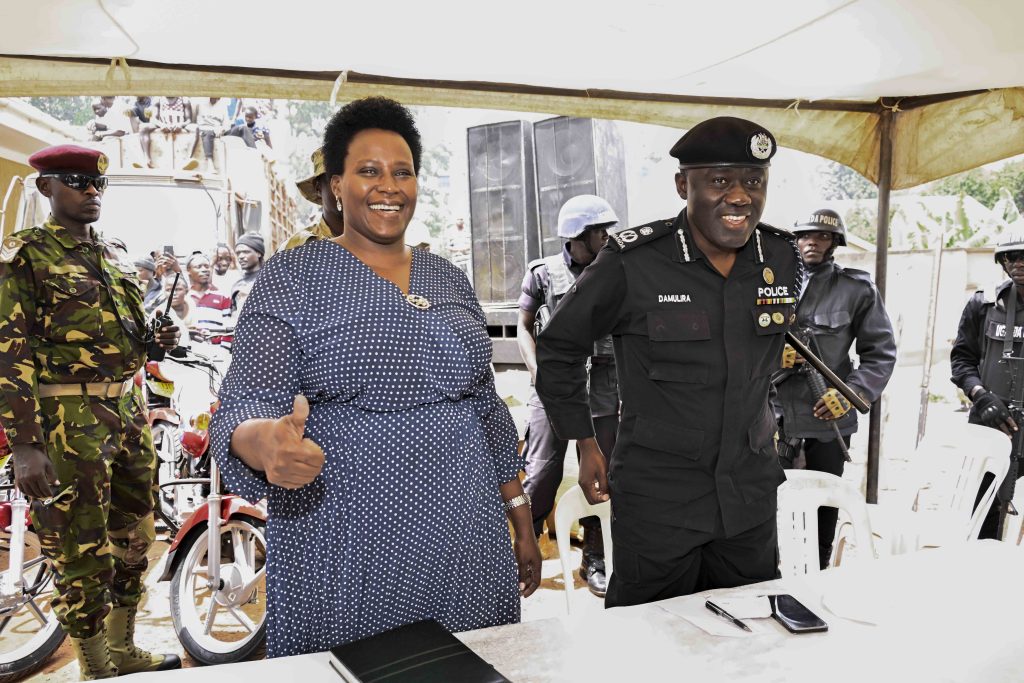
[951,235,1024,539]
[536,117,801,607]
[518,194,620,596]
[773,209,896,568]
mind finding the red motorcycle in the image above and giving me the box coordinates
[152,349,268,665]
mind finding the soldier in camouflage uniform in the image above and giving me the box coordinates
[0,145,182,679]
[276,147,344,253]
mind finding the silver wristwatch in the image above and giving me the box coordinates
[503,493,531,512]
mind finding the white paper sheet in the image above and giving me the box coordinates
[657,596,771,637]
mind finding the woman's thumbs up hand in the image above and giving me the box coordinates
[264,395,326,489]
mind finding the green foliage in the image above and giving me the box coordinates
[817,161,877,201]
[26,96,95,126]
[416,142,453,240]
[843,206,876,243]
[930,159,1024,211]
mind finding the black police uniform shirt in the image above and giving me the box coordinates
[773,258,896,440]
[536,211,801,537]
[952,279,1024,419]
[519,242,619,418]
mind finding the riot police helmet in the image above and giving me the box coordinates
[557,194,618,240]
[994,234,1024,264]
[792,208,847,247]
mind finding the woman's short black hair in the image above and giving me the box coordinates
[322,97,422,177]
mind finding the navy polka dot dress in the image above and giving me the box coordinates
[208,240,523,657]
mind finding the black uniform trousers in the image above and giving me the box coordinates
[605,501,778,608]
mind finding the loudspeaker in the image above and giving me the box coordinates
[467,121,539,305]
[533,116,629,257]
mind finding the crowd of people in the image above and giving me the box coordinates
[130,233,266,343]
[3,93,1020,680]
[86,95,274,170]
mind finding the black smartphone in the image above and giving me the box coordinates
[768,594,828,633]
[163,245,174,256]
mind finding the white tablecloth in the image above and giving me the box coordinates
[135,540,1024,683]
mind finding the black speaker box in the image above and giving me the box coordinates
[466,121,540,305]
[533,116,629,257]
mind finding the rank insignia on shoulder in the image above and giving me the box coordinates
[756,223,796,240]
[0,236,25,263]
[610,220,673,251]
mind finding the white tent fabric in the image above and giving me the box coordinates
[1,0,1023,187]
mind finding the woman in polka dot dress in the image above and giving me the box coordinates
[209,97,542,657]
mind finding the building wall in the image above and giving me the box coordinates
[839,247,998,367]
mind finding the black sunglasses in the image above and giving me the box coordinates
[41,173,108,192]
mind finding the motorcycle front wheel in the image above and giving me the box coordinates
[169,515,267,665]
[0,530,66,682]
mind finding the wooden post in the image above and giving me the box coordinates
[867,107,894,504]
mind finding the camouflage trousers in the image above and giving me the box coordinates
[30,387,157,639]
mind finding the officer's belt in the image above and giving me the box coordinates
[38,380,133,399]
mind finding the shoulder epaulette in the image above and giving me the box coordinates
[756,222,795,240]
[527,257,547,272]
[979,280,1010,304]
[105,237,129,253]
[0,235,25,263]
[837,266,875,285]
[608,219,675,252]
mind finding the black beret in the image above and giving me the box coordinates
[670,117,777,169]
[29,144,109,175]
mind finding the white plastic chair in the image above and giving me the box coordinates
[553,484,612,613]
[835,423,1010,560]
[777,470,878,578]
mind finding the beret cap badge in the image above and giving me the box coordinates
[749,132,774,161]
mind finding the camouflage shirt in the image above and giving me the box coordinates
[276,216,333,253]
[0,216,148,445]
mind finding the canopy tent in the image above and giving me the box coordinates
[2,0,1023,189]
[2,0,1023,499]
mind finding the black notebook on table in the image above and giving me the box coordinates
[328,619,511,683]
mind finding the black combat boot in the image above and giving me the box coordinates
[580,523,607,597]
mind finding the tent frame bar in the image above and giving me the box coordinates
[0,54,986,114]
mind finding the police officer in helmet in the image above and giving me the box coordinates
[773,208,895,568]
[536,117,800,606]
[518,194,619,596]
[951,234,1024,538]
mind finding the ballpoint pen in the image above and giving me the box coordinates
[705,599,752,632]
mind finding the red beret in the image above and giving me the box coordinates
[28,144,109,176]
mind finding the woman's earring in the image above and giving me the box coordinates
[335,197,342,212]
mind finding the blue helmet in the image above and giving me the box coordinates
[557,194,618,239]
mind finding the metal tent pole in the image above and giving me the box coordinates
[867,107,894,504]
